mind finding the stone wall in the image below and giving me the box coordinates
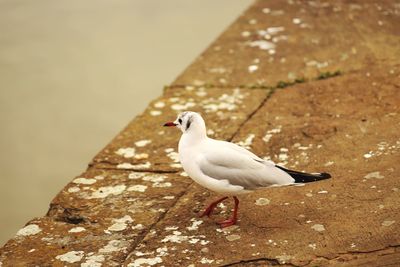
[1,1,400,266]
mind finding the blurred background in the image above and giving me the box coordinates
[0,0,252,246]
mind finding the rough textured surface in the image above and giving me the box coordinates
[1,0,400,266]
[173,0,400,87]
[0,169,191,266]
[123,64,400,267]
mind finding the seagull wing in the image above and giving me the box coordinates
[198,141,294,190]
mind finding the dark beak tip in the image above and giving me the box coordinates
[163,122,176,127]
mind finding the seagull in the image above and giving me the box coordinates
[164,111,331,227]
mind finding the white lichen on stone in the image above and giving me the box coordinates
[226,234,241,241]
[187,218,203,231]
[129,257,163,267]
[200,258,214,264]
[88,185,126,199]
[128,172,145,179]
[382,220,395,227]
[117,162,151,170]
[161,231,188,243]
[132,224,144,230]
[236,134,255,149]
[150,110,162,116]
[135,140,152,147]
[154,101,165,108]
[68,227,86,233]
[134,153,149,159]
[202,88,245,113]
[318,190,328,194]
[255,198,270,206]
[81,255,105,267]
[324,161,334,166]
[55,251,84,263]
[73,177,97,185]
[68,186,80,193]
[16,224,42,236]
[311,224,325,232]
[99,240,127,253]
[165,149,179,163]
[165,226,179,231]
[276,254,292,264]
[248,65,258,73]
[171,102,196,111]
[107,215,133,232]
[249,40,276,51]
[127,185,148,192]
[263,126,282,143]
[116,147,136,158]
[308,243,317,250]
[364,171,384,179]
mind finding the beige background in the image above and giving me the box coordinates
[0,0,252,245]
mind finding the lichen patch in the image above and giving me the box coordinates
[73,178,97,185]
[55,251,84,263]
[116,147,136,158]
[311,224,326,232]
[382,220,395,227]
[88,185,126,199]
[226,234,241,241]
[107,215,134,232]
[135,140,152,147]
[16,224,42,237]
[255,198,270,206]
[81,255,105,267]
[364,171,384,179]
[68,227,86,233]
[128,185,148,192]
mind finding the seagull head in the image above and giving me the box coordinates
[164,111,206,136]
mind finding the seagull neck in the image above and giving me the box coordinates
[180,129,207,146]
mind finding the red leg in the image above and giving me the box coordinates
[218,196,239,228]
[200,196,228,217]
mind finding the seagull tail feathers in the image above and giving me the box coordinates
[275,165,331,183]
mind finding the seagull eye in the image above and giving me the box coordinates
[178,119,182,124]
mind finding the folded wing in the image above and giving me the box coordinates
[198,143,294,190]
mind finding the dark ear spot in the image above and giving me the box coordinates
[186,118,192,130]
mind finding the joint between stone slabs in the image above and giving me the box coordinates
[166,69,342,92]
[220,257,299,267]
[227,88,274,142]
[123,181,196,264]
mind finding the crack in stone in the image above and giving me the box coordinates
[220,257,299,267]
[122,182,197,264]
[228,89,274,142]
[169,70,342,92]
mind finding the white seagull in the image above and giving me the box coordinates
[164,111,331,227]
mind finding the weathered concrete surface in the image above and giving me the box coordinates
[1,0,400,266]
[173,0,400,87]
[0,168,191,266]
[122,65,400,267]
[91,87,268,172]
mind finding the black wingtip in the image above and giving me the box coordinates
[276,165,332,183]
[319,172,332,179]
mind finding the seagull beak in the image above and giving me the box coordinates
[163,121,177,127]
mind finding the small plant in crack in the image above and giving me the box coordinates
[317,70,341,80]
